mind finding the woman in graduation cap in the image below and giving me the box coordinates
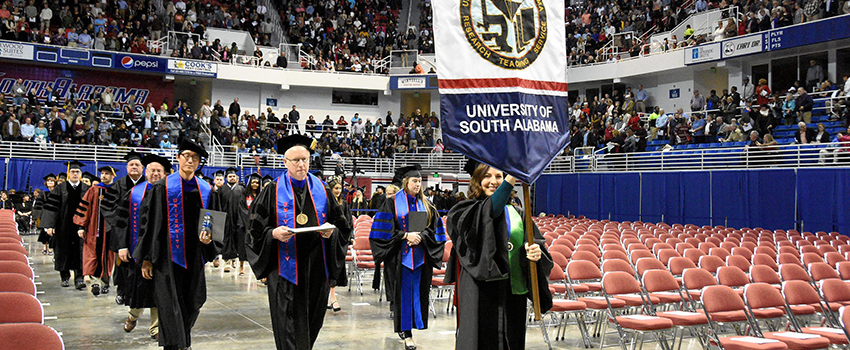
[134,139,222,350]
[369,164,447,350]
[326,176,351,312]
[36,173,56,255]
[444,160,553,350]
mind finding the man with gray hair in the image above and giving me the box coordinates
[795,121,816,144]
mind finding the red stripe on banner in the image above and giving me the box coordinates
[438,78,568,92]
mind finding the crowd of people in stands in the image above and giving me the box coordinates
[0,83,449,161]
[205,102,446,161]
[567,0,850,66]
[566,70,850,155]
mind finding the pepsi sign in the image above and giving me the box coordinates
[113,54,166,72]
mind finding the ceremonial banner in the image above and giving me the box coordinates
[435,0,569,183]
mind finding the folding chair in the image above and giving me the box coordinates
[0,292,43,324]
[710,247,731,262]
[717,266,750,297]
[780,264,813,283]
[0,250,28,265]
[700,255,727,275]
[701,285,789,350]
[778,254,804,267]
[727,255,753,272]
[642,269,709,350]
[750,265,782,289]
[0,273,35,296]
[808,263,840,284]
[782,281,841,328]
[752,254,779,271]
[599,271,674,350]
[742,283,831,350]
[0,261,33,280]
[682,268,718,308]
[0,323,64,350]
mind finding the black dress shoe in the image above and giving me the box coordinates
[403,337,416,350]
[75,281,86,290]
[101,285,109,294]
[332,301,341,312]
[115,295,124,305]
[91,284,101,296]
[61,280,70,287]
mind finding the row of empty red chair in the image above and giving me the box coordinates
[0,209,64,350]
[535,214,850,350]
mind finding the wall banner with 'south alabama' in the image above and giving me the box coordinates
[435,0,570,183]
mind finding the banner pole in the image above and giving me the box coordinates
[523,182,541,320]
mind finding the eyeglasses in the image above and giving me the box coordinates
[179,153,200,162]
[285,157,310,164]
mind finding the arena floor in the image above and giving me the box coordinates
[27,234,696,350]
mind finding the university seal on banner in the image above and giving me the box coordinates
[460,0,547,70]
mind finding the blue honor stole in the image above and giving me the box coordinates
[128,181,151,255]
[275,172,329,285]
[165,173,212,269]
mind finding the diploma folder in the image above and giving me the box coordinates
[198,209,227,243]
[408,211,428,233]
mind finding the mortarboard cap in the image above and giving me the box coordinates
[262,174,274,184]
[178,139,209,158]
[392,164,421,185]
[97,165,117,175]
[64,160,85,170]
[123,150,143,162]
[82,172,97,182]
[213,170,224,177]
[57,172,67,179]
[141,154,173,173]
[225,167,239,175]
[248,173,262,182]
[464,158,481,177]
[276,134,315,154]
[42,173,56,181]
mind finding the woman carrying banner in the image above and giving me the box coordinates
[369,164,446,350]
[444,159,553,350]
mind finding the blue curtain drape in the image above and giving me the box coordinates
[534,168,844,233]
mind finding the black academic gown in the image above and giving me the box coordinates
[329,198,351,287]
[444,199,554,350]
[246,175,350,350]
[40,181,89,273]
[35,190,50,244]
[114,180,157,309]
[220,183,249,260]
[370,194,445,334]
[133,176,220,349]
[103,175,145,295]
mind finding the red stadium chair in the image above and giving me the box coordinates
[701,285,788,350]
[752,253,779,271]
[743,283,831,348]
[0,292,43,324]
[717,266,749,296]
[699,255,726,275]
[599,272,673,350]
[0,244,26,256]
[0,323,64,350]
[808,262,840,283]
[726,255,752,272]
[0,250,28,265]
[0,273,36,296]
[750,265,782,289]
[0,261,33,279]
